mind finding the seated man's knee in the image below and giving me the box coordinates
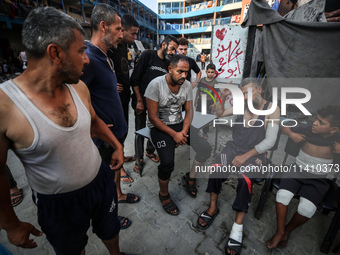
[276,189,294,206]
[158,163,174,181]
[297,197,317,218]
[194,149,211,164]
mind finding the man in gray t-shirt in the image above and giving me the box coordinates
[145,55,211,216]
[145,74,192,128]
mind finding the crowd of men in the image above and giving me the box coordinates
[1,4,340,255]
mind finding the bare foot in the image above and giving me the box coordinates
[278,232,289,248]
[266,232,285,249]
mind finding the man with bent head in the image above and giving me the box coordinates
[80,4,140,230]
[197,78,280,255]
[0,7,126,255]
[130,35,178,173]
[145,55,211,215]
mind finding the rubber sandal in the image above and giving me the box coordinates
[182,172,197,198]
[145,153,160,163]
[120,172,134,184]
[124,156,136,162]
[11,189,23,207]
[225,238,242,255]
[159,193,179,216]
[118,216,132,229]
[197,209,220,230]
[118,193,141,204]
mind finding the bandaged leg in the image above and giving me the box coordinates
[276,189,294,206]
[297,197,317,218]
[229,222,243,243]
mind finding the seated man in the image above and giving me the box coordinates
[145,54,211,215]
[197,78,280,255]
[266,105,340,249]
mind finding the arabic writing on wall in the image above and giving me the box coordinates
[212,25,248,80]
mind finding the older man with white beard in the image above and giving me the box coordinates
[197,78,280,255]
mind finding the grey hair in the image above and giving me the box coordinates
[91,3,119,31]
[22,7,84,59]
[240,77,260,88]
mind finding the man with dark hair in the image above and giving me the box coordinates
[108,14,139,183]
[145,54,211,215]
[0,7,125,254]
[81,3,140,230]
[198,78,280,255]
[177,37,202,88]
[130,35,179,173]
[266,105,340,249]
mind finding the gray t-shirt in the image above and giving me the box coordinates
[145,75,193,128]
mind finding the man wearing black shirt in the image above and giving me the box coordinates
[177,37,202,88]
[108,14,139,183]
[130,35,178,173]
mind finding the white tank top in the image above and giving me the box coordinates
[1,80,101,194]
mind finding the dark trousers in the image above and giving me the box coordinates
[206,141,266,212]
[151,124,211,181]
[98,137,126,178]
[206,175,254,213]
[6,165,16,189]
[121,102,129,128]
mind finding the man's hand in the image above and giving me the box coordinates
[109,145,124,171]
[117,83,124,93]
[173,131,188,146]
[290,132,306,143]
[7,222,42,248]
[232,154,248,167]
[136,101,144,115]
[210,103,216,111]
[333,142,340,154]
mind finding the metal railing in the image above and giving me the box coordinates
[158,0,241,15]
[188,38,211,45]
[215,16,231,25]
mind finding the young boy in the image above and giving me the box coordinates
[194,63,217,138]
[266,105,340,249]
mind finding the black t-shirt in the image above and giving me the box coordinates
[130,50,168,97]
[186,57,200,82]
[291,124,340,146]
[108,44,130,105]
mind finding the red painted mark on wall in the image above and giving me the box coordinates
[215,38,244,79]
[215,28,227,41]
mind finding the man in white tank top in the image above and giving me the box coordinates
[0,7,127,255]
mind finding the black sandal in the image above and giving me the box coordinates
[182,172,197,198]
[159,193,179,216]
